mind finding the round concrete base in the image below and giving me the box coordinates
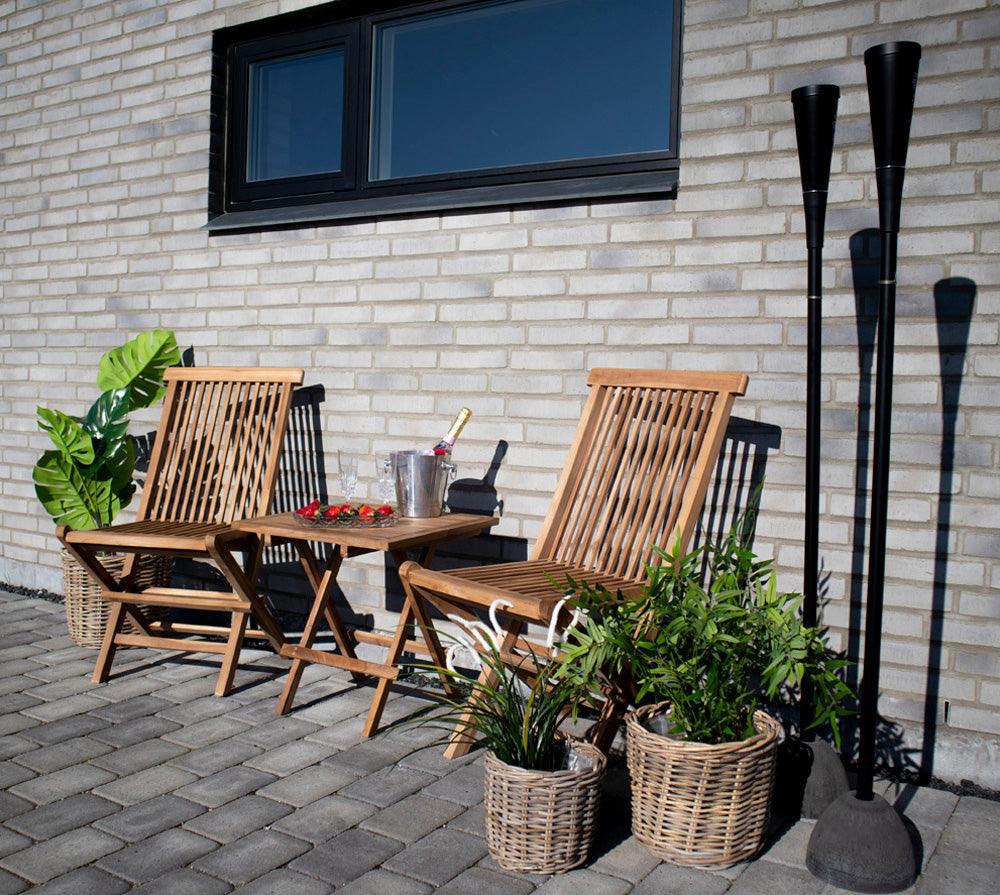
[801,739,851,819]
[806,791,918,893]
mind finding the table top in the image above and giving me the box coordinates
[233,512,499,552]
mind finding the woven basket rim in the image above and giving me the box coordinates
[485,740,607,782]
[627,702,783,752]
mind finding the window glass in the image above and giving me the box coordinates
[370,0,673,181]
[247,46,346,182]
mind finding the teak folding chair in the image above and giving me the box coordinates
[398,368,749,756]
[58,366,304,696]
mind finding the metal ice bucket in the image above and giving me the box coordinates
[392,451,456,518]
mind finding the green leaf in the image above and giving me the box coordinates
[96,330,180,411]
[33,450,115,530]
[37,408,94,464]
[82,388,130,442]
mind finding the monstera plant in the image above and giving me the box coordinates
[33,330,180,530]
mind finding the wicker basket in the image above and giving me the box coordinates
[626,703,782,868]
[61,548,171,647]
[484,741,606,874]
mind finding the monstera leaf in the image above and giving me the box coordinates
[96,329,180,412]
[37,408,94,464]
[33,450,120,530]
[82,388,130,443]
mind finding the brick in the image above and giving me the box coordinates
[0,827,123,885]
[383,828,488,887]
[338,869,431,895]
[20,867,130,895]
[191,828,309,885]
[7,793,118,841]
[126,868,232,895]
[96,828,217,884]
[9,763,115,805]
[361,793,465,843]
[174,766,278,808]
[183,794,292,843]
[234,869,333,895]
[289,828,403,886]
[93,765,198,807]
[93,794,206,843]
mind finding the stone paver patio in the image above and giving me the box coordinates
[1,590,997,895]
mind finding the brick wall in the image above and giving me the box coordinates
[1,0,998,785]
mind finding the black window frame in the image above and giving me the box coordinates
[208,0,683,233]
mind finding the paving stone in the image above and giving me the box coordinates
[9,763,116,805]
[175,766,278,808]
[339,765,437,809]
[163,716,251,749]
[937,796,1000,861]
[337,868,433,895]
[93,764,199,806]
[243,717,323,749]
[383,828,488,887]
[304,714,368,748]
[232,868,332,895]
[0,792,33,823]
[914,851,999,894]
[94,794,207,842]
[20,713,107,745]
[289,828,404,886]
[759,819,814,867]
[0,737,35,762]
[0,868,26,895]
[90,673,172,703]
[192,828,311,885]
[0,829,31,860]
[12,735,112,773]
[130,867,233,895]
[422,763,486,807]
[257,763,358,807]
[26,866,130,895]
[534,868,632,895]
[726,860,824,895]
[91,694,174,723]
[438,866,536,895]
[0,695,42,715]
[22,693,107,722]
[24,675,98,701]
[91,714,183,748]
[0,765,35,791]
[0,826,123,885]
[398,742,480,777]
[183,794,293,843]
[272,794,378,844]
[885,782,959,830]
[22,660,95,684]
[590,837,661,884]
[169,735,262,776]
[91,737,188,775]
[6,792,118,840]
[245,739,337,776]
[447,802,485,836]
[361,793,465,843]
[95,828,218,884]
[322,738,413,776]
[0,715,37,738]
[158,695,235,725]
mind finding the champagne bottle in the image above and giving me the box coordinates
[424,407,472,456]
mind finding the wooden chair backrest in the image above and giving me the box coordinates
[533,369,749,582]
[137,367,304,525]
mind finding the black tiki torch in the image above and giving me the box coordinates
[807,41,921,894]
[790,84,850,818]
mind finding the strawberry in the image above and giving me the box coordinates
[296,498,321,516]
[323,506,340,518]
[358,504,374,517]
[375,504,393,516]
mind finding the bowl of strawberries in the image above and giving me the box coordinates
[294,500,395,528]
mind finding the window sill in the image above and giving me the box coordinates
[205,170,679,235]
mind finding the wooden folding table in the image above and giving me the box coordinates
[225,511,498,738]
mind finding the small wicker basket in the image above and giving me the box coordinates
[626,703,781,868]
[61,549,171,647]
[484,741,606,874]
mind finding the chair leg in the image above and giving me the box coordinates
[92,602,126,684]
[363,597,416,738]
[215,611,249,697]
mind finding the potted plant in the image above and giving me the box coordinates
[558,514,853,869]
[410,635,606,874]
[33,330,181,645]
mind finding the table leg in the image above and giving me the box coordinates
[276,546,344,715]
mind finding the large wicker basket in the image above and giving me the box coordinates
[484,741,606,874]
[61,548,171,647]
[626,704,781,868]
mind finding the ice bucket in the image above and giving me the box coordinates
[392,451,456,518]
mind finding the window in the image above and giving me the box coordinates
[209,0,682,232]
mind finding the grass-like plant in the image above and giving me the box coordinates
[410,639,585,772]
[557,511,854,747]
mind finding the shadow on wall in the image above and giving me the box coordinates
[841,228,978,780]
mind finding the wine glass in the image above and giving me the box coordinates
[338,452,358,502]
[375,453,395,503]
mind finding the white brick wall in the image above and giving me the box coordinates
[1,0,998,784]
